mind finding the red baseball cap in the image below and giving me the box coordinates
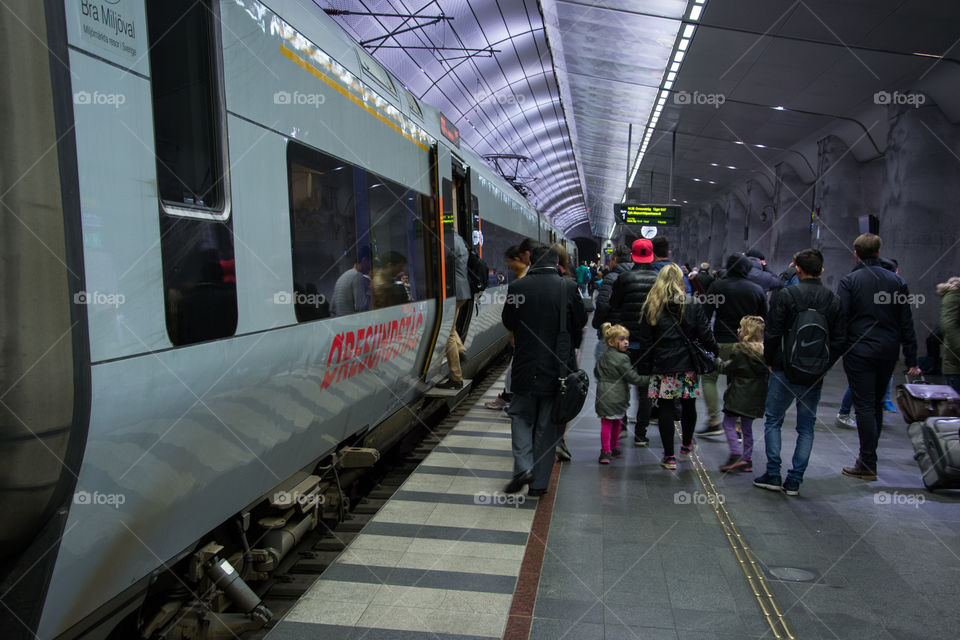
[632,238,654,263]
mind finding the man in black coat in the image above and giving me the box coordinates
[699,254,767,435]
[592,245,632,358]
[754,249,845,496]
[837,233,921,480]
[690,262,714,296]
[609,238,658,445]
[502,245,587,496]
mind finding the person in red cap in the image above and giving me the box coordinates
[608,238,659,446]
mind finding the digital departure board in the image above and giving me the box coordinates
[614,204,681,226]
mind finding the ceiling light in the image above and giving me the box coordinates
[772,105,785,111]
[683,200,688,204]
[678,39,689,52]
[673,50,685,63]
[708,180,716,184]
[710,162,718,166]
[690,5,703,20]
[754,144,766,148]
[663,80,673,90]
[912,52,942,59]
[683,24,695,39]
[727,165,736,169]
[693,178,701,182]
[733,141,744,145]
[667,72,676,82]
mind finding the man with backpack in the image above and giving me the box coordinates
[754,248,845,496]
[837,233,921,480]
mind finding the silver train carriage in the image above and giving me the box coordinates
[0,0,570,638]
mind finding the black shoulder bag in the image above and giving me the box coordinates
[669,308,716,375]
[551,280,590,424]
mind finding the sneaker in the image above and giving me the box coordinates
[634,434,650,447]
[753,473,782,492]
[740,460,753,473]
[696,422,724,437]
[679,442,696,459]
[835,413,856,429]
[555,439,572,462]
[598,451,611,465]
[783,478,800,496]
[484,395,508,410]
[842,459,878,481]
[611,448,622,458]
[719,454,743,471]
[660,455,677,470]
[884,400,898,413]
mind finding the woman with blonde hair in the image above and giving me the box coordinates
[637,264,718,469]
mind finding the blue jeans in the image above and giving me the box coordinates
[763,370,823,483]
[507,394,560,491]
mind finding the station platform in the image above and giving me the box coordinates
[266,329,960,640]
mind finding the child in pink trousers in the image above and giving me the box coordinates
[594,323,649,464]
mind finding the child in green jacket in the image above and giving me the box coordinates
[594,323,649,464]
[716,316,769,472]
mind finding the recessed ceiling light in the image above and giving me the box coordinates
[772,105,786,111]
[693,178,701,182]
[727,165,736,169]
[733,141,744,145]
[708,180,716,184]
[683,24,695,39]
[690,5,703,20]
[710,162,718,166]
[754,144,766,148]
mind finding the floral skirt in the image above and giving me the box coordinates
[648,371,700,399]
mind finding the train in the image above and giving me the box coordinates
[0,1,575,638]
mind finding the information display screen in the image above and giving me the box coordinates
[613,203,681,226]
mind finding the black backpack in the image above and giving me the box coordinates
[467,251,489,295]
[781,286,831,385]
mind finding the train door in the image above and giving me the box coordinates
[451,160,475,338]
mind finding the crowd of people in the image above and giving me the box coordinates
[490,232,959,498]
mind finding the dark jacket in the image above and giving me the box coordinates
[690,271,715,296]
[717,344,769,419]
[593,261,633,337]
[609,263,658,341]
[502,266,587,396]
[764,278,845,372]
[594,347,648,417]
[745,256,783,293]
[706,257,767,344]
[637,300,718,374]
[837,258,918,366]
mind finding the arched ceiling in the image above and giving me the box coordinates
[320,0,687,237]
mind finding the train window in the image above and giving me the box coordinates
[358,51,397,97]
[146,0,228,217]
[287,143,362,321]
[406,90,423,118]
[368,179,428,308]
[479,219,526,284]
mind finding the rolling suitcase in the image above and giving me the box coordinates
[908,417,960,491]
[895,374,960,424]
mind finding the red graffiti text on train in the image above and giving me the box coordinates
[320,310,424,390]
